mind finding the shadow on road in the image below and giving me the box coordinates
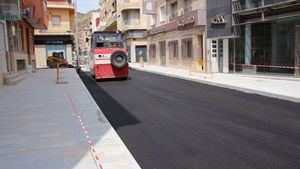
[79,72,140,130]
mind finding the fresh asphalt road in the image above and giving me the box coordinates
[79,69,300,169]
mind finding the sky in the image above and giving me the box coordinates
[76,0,100,13]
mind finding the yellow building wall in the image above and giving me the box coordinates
[35,45,47,68]
[69,11,75,32]
[48,8,72,31]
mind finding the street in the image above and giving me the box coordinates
[79,69,300,169]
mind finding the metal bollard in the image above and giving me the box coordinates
[140,57,144,67]
[56,63,60,83]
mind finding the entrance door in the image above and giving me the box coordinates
[159,41,166,66]
[136,46,147,62]
[0,22,7,72]
[26,28,31,65]
[218,40,224,73]
[296,26,300,77]
[0,22,6,85]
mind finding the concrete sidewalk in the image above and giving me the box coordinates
[0,69,140,169]
[130,63,300,103]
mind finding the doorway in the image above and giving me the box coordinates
[295,26,300,77]
[136,46,147,62]
[159,41,166,66]
[218,40,224,73]
[0,22,6,85]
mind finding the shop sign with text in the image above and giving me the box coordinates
[0,0,20,20]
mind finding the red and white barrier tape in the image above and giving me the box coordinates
[230,63,299,69]
[65,90,103,169]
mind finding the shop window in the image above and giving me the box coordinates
[182,38,193,59]
[149,44,156,59]
[169,41,178,59]
[233,17,300,74]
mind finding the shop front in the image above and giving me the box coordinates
[231,17,300,76]
[146,9,206,69]
[34,35,74,68]
[206,0,233,73]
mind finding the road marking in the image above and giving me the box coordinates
[64,87,104,169]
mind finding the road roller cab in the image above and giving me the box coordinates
[89,31,129,79]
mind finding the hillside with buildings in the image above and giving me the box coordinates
[77,9,100,31]
[77,9,100,62]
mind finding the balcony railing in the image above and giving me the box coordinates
[168,11,178,21]
[232,0,295,12]
[38,29,74,35]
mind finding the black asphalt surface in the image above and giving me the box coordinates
[79,69,300,169]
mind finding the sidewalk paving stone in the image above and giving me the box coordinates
[0,69,140,169]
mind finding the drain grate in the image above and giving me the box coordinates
[56,81,68,84]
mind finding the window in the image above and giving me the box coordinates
[12,22,19,52]
[170,2,178,19]
[52,16,61,27]
[184,0,192,13]
[122,9,140,25]
[150,15,156,26]
[131,9,140,24]
[20,25,25,51]
[182,38,193,59]
[122,11,129,25]
[159,6,166,22]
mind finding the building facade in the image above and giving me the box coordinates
[99,0,148,62]
[34,0,75,68]
[207,0,300,77]
[99,0,117,31]
[0,0,48,85]
[145,0,206,69]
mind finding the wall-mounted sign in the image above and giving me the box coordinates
[143,0,156,15]
[212,15,226,24]
[177,16,195,30]
[147,27,165,36]
[0,0,21,20]
[35,36,74,45]
[21,6,34,19]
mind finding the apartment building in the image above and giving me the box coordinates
[145,0,206,69]
[34,0,75,68]
[99,0,148,62]
[207,0,300,77]
[90,11,101,33]
[0,0,48,85]
[99,0,117,31]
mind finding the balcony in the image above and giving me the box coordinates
[232,0,300,26]
[232,0,299,13]
[168,11,178,21]
[105,13,117,30]
[23,0,48,29]
[47,1,75,10]
[37,29,74,35]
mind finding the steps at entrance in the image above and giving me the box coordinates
[3,71,27,85]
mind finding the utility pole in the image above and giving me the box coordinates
[74,0,79,60]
